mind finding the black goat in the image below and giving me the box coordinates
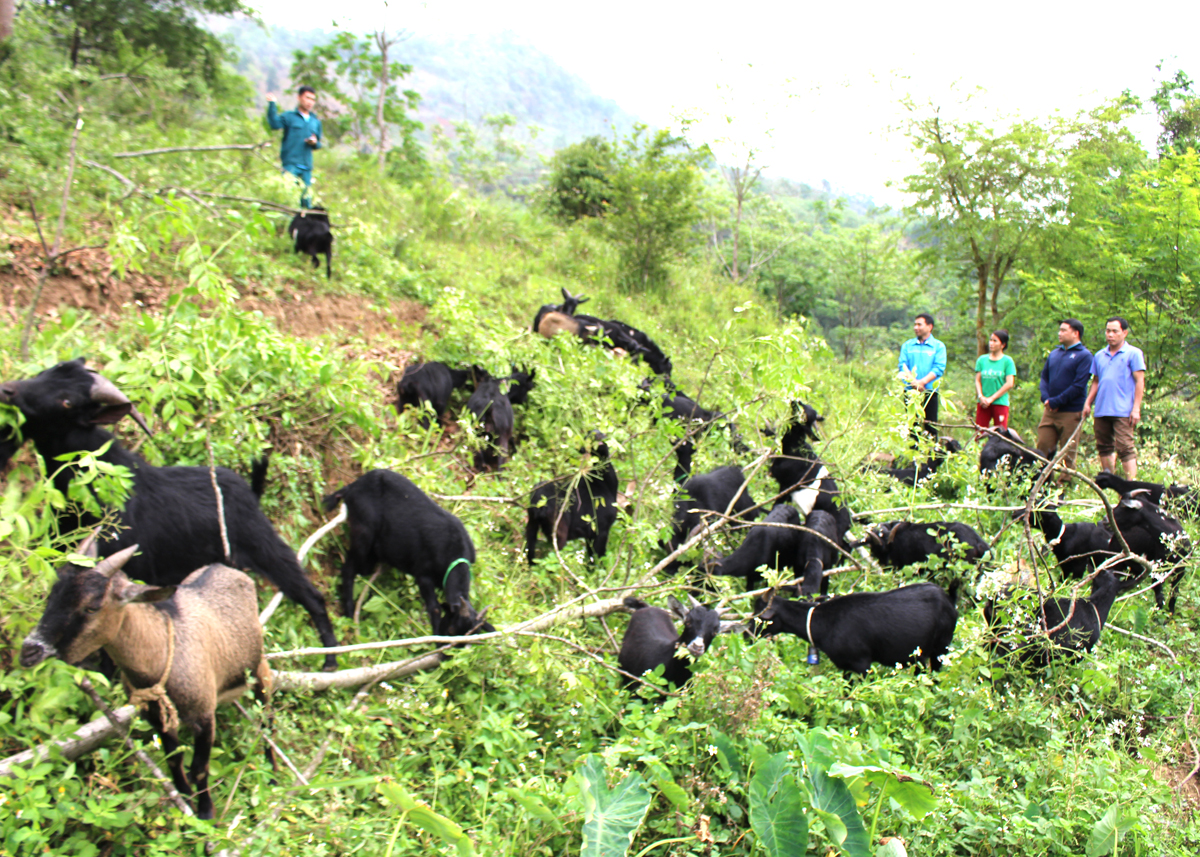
[879,438,963,485]
[288,207,332,279]
[322,469,491,637]
[980,428,1045,474]
[1095,471,1199,516]
[397,362,473,428]
[1109,492,1190,612]
[465,374,515,471]
[1016,506,1112,580]
[986,571,1120,666]
[505,367,537,406]
[796,510,841,598]
[663,465,759,564]
[707,504,802,590]
[525,437,619,563]
[859,520,989,570]
[618,595,736,690]
[533,289,673,375]
[769,400,851,541]
[752,583,959,675]
[0,359,340,670]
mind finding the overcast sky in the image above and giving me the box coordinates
[249,0,1200,204]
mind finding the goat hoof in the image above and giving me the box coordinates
[322,655,338,672]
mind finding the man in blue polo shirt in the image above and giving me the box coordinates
[1084,316,1146,479]
[1037,318,1091,476]
[897,313,947,436]
[266,86,323,209]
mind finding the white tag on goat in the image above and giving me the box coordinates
[792,466,829,516]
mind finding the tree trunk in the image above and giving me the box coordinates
[976,264,989,356]
[0,0,14,41]
[374,31,389,170]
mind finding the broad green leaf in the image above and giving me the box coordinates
[806,765,869,856]
[576,754,652,857]
[1085,805,1139,857]
[825,763,937,820]
[749,752,809,857]
[876,837,909,857]
[377,781,477,856]
[504,786,563,830]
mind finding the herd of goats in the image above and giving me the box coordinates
[0,288,1194,819]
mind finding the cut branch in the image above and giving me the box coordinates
[113,143,269,158]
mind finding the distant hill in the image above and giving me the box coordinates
[213,20,638,151]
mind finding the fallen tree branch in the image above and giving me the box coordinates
[0,704,136,778]
[113,143,269,158]
[1105,622,1179,663]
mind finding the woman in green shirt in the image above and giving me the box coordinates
[974,329,1016,435]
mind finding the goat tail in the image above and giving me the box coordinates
[946,579,962,605]
[623,597,650,611]
[250,455,271,500]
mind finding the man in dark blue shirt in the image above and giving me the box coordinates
[1037,319,1091,475]
[266,86,323,208]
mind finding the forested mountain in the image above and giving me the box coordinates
[214,19,638,149]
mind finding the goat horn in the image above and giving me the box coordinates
[76,527,103,559]
[88,371,154,438]
[687,593,702,610]
[93,544,139,578]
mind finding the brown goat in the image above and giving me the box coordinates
[536,310,583,338]
[20,542,274,819]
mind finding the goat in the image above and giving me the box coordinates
[1109,491,1190,612]
[525,436,619,563]
[396,362,473,428]
[663,465,760,566]
[986,570,1120,666]
[752,583,959,675]
[533,289,673,375]
[288,206,332,279]
[20,542,274,819]
[618,595,737,690]
[465,373,515,471]
[322,469,491,636]
[0,359,340,670]
[1015,506,1112,579]
[859,520,988,570]
[979,428,1045,474]
[768,400,851,541]
[707,504,802,590]
[1095,471,1199,517]
[505,367,537,407]
[796,510,841,598]
[879,437,962,485]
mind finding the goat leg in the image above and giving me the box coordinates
[189,714,216,820]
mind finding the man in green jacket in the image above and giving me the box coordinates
[266,86,322,208]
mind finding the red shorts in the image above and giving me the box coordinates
[975,403,1010,429]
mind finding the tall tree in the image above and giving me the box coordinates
[902,107,1071,354]
[291,29,423,173]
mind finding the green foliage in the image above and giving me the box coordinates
[37,0,250,84]
[543,135,615,222]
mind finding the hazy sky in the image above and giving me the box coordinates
[250,0,1200,204]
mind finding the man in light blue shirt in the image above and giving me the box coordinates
[897,313,947,436]
[1083,316,1146,478]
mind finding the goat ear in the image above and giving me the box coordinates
[93,544,139,578]
[667,595,687,619]
[718,621,746,635]
[117,581,175,605]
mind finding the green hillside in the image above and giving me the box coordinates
[3,6,1200,856]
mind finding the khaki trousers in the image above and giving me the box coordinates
[1036,407,1083,471]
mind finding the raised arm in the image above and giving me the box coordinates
[266,98,284,130]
